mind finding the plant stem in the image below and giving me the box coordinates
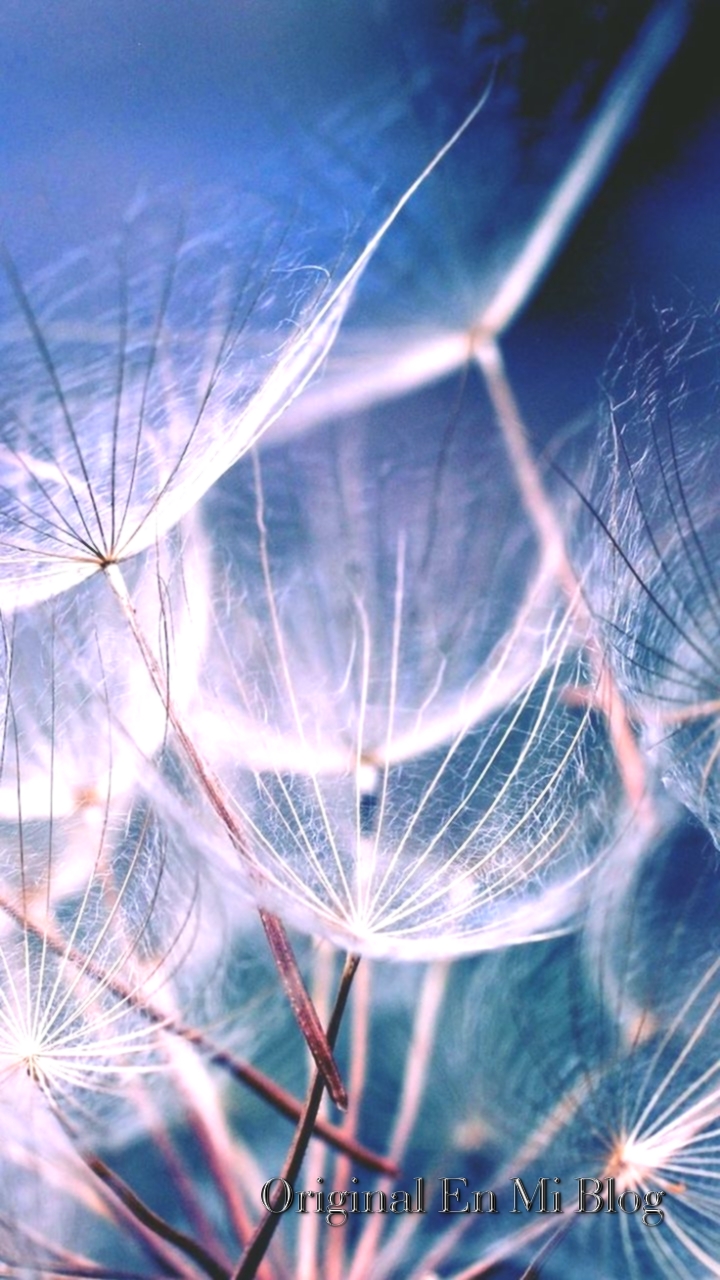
[44,1091,225,1280]
[475,338,650,817]
[0,889,395,1173]
[103,558,347,1108]
[83,1150,230,1280]
[232,953,360,1280]
[349,961,449,1280]
[326,958,372,1280]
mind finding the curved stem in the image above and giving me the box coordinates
[475,338,650,818]
[44,1089,226,1280]
[103,558,347,1109]
[0,887,393,1174]
[82,1149,229,1280]
[232,953,360,1280]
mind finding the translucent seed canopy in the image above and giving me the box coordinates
[450,916,720,1280]
[0,514,210,824]
[192,383,622,957]
[0,785,200,1130]
[0,601,221,1131]
[0,193,358,609]
[587,300,720,842]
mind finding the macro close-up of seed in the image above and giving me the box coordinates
[0,3,719,1278]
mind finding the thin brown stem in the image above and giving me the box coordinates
[326,959,372,1280]
[82,1148,229,1280]
[42,1093,222,1280]
[133,1078,234,1267]
[0,890,394,1174]
[475,338,650,819]
[154,1037,262,1270]
[103,559,346,1108]
[232,953,361,1280]
[259,910,347,1110]
[296,944,335,1280]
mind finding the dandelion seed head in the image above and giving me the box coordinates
[188,391,624,958]
[456,838,720,1279]
[0,693,220,1136]
[587,299,720,844]
[0,511,210,826]
[0,191,361,609]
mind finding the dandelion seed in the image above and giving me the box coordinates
[0,646,216,1141]
[0,514,209,835]
[585,299,720,843]
[431,838,720,1280]
[0,94,487,613]
[0,804,195,1127]
[0,191,340,609]
[190,390,623,958]
[0,103,492,1098]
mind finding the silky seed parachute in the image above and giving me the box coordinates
[0,103,494,1100]
[0,97,488,613]
[423,873,720,1280]
[0,190,352,610]
[582,299,720,845]
[188,385,625,958]
[0,776,198,1131]
[0,512,210,827]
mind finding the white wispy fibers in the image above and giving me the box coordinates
[0,96,487,614]
[583,298,720,845]
[189,382,623,958]
[0,819,228,1280]
[0,110,500,1097]
[0,174,382,1105]
[0,513,210,834]
[0,560,234,1120]
[0,771,203,1128]
[0,190,344,610]
[422,887,720,1280]
[0,624,243,1273]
